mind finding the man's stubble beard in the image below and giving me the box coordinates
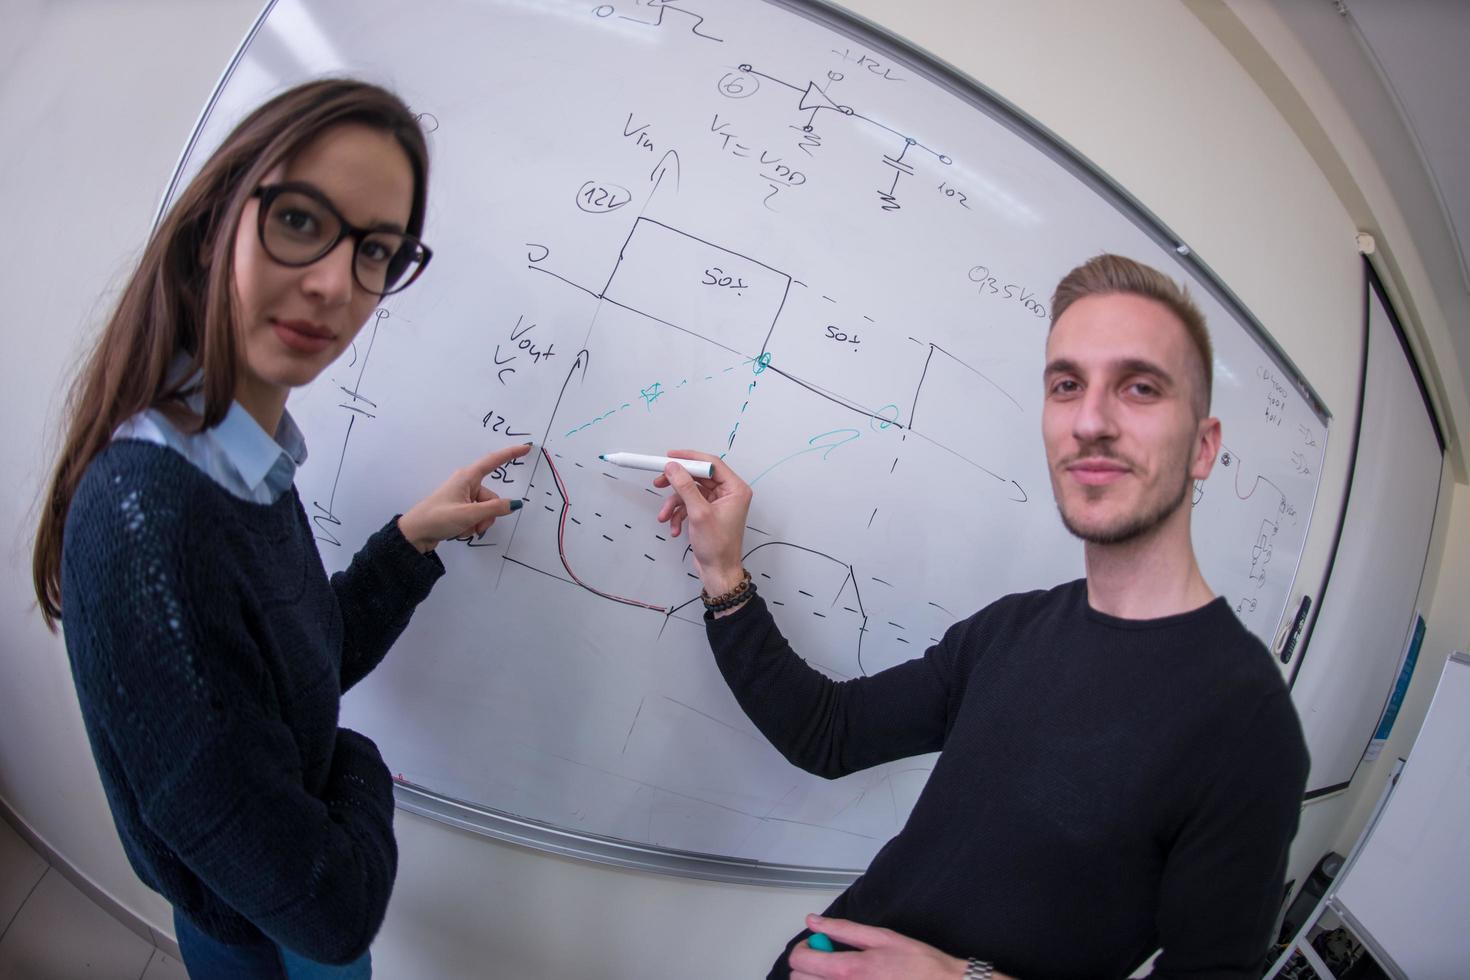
[1057,462,1193,546]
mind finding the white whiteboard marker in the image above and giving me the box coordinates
[600,453,714,480]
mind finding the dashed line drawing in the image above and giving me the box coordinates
[540,446,669,613]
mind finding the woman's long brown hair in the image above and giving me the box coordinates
[33,78,430,629]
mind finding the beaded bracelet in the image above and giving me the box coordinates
[701,569,754,611]
[964,959,994,980]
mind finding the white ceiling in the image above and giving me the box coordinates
[1257,0,1470,465]
[1343,0,1470,294]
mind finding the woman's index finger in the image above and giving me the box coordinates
[470,441,534,477]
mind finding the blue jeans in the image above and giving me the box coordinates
[173,908,372,979]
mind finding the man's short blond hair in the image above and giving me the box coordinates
[1050,254,1213,417]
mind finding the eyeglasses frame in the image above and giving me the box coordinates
[250,182,433,296]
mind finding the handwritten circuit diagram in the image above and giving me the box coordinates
[260,0,1329,869]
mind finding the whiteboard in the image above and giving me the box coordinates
[169,0,1330,876]
[1291,264,1442,795]
[1332,654,1470,978]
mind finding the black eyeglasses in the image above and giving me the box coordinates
[252,182,432,296]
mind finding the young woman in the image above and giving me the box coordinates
[32,79,526,978]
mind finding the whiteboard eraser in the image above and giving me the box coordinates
[1356,232,1376,255]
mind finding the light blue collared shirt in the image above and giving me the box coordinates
[113,375,308,505]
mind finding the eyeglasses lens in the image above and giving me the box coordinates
[261,189,424,295]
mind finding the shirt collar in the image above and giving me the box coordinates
[211,399,308,492]
[172,355,309,493]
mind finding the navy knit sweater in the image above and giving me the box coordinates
[708,583,1309,980]
[60,440,443,963]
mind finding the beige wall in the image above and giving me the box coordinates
[1,2,1463,976]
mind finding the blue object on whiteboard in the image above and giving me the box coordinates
[1374,615,1426,743]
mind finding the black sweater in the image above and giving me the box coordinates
[707,582,1309,980]
[60,441,443,963]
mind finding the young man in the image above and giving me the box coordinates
[653,254,1309,980]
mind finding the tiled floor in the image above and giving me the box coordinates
[0,816,186,980]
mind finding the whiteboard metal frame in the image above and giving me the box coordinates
[1294,259,1444,799]
[172,0,1336,883]
[1363,261,1447,453]
[393,780,861,888]
[152,3,276,232]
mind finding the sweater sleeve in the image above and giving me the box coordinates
[1147,689,1309,980]
[330,516,444,692]
[705,595,968,778]
[63,481,400,964]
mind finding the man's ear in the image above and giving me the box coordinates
[1191,415,1223,481]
